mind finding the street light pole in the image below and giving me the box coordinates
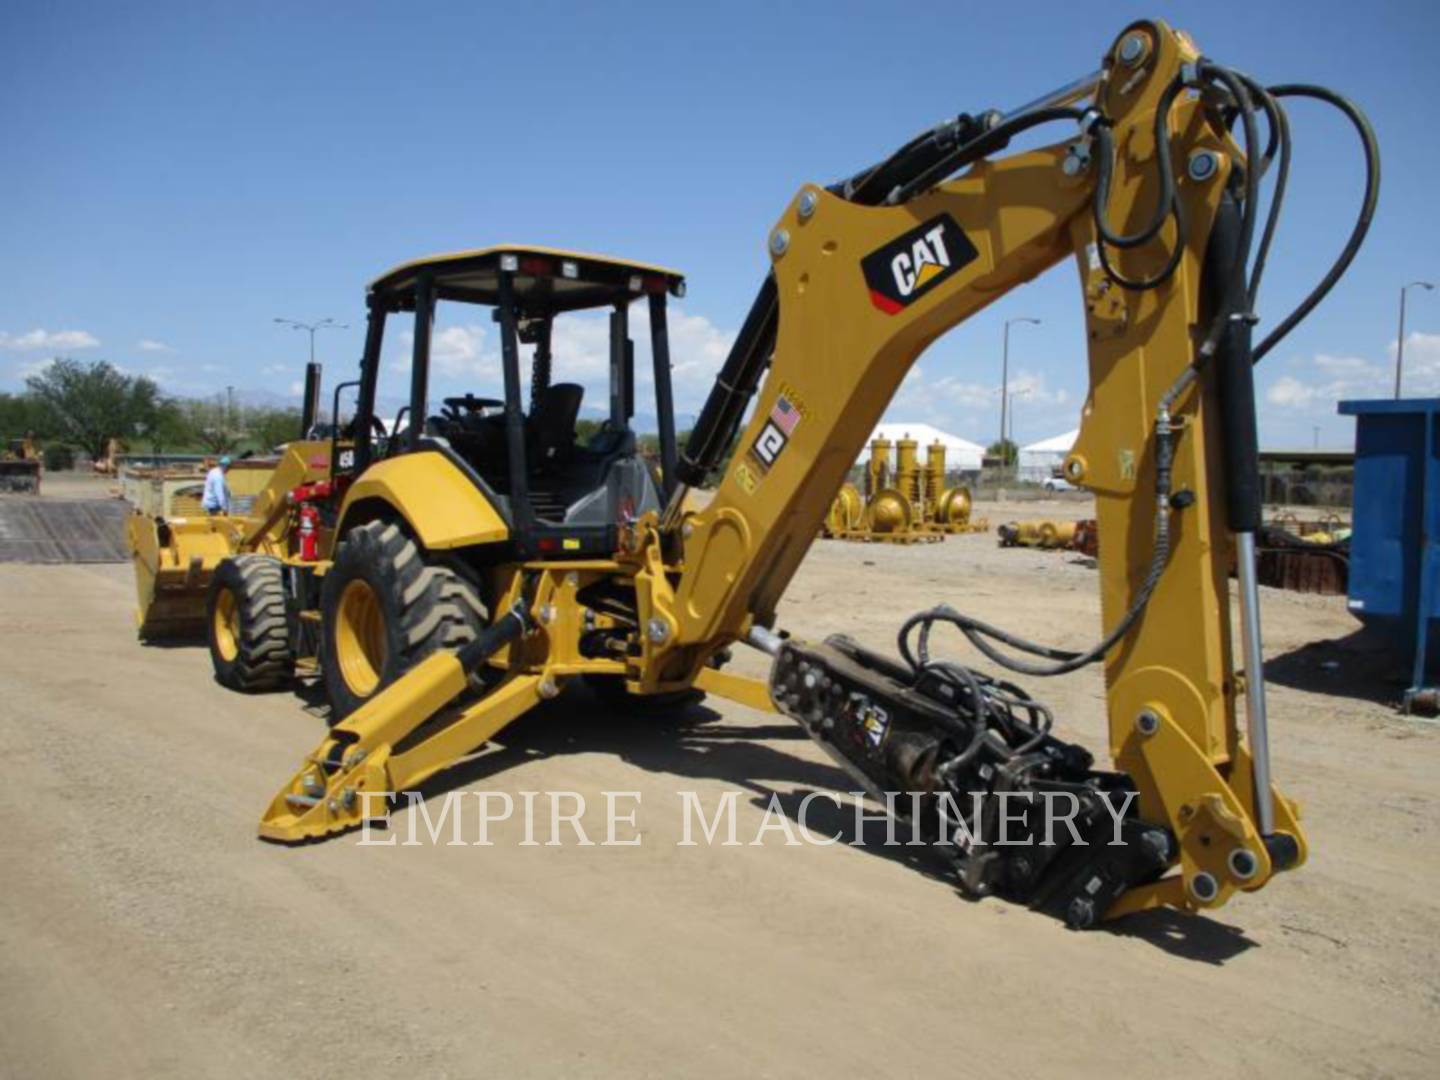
[1395,281,1434,398]
[1000,316,1039,473]
[1008,388,1031,478]
[274,316,349,371]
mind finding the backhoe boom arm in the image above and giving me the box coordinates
[630,19,1352,918]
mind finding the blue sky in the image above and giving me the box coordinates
[2,0,1436,449]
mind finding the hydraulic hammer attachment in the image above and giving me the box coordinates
[259,603,534,842]
[769,636,1172,929]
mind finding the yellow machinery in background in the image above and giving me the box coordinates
[125,441,334,640]
[922,439,988,534]
[863,435,930,540]
[999,518,1084,549]
[135,20,1379,929]
[823,435,986,540]
[0,436,41,494]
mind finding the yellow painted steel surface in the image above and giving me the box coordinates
[924,441,946,507]
[337,452,508,550]
[125,440,334,637]
[895,437,920,509]
[635,20,1305,913]
[258,20,1310,917]
[371,243,684,292]
[694,666,778,714]
[865,488,912,534]
[127,513,245,638]
[823,482,865,536]
[335,579,387,697]
[865,438,890,499]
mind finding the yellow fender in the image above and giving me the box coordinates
[337,451,508,550]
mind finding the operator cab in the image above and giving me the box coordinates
[350,245,686,558]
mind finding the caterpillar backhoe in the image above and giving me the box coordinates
[141,18,1376,927]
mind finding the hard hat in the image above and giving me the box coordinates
[219,455,232,467]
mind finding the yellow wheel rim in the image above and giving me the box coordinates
[336,579,386,697]
[213,587,240,662]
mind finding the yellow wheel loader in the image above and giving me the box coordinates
[144,19,1379,929]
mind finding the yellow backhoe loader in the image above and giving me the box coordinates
[136,19,1379,928]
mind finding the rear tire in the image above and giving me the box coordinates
[320,520,486,722]
[207,555,293,691]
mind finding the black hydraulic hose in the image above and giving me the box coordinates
[457,601,531,672]
[1195,60,1262,363]
[674,276,778,487]
[1235,75,1291,307]
[837,112,997,207]
[1092,125,1188,292]
[1251,84,1380,363]
[677,100,1090,488]
[1089,76,1191,292]
[888,104,1087,204]
[1093,75,1185,250]
[879,67,1373,690]
[895,408,1180,679]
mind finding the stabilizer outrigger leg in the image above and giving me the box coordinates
[259,603,534,842]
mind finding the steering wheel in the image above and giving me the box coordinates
[442,394,503,421]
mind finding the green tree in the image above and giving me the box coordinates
[24,359,167,461]
[139,398,191,455]
[245,405,305,451]
[179,397,240,454]
[0,392,51,442]
[986,438,1018,467]
[574,417,603,445]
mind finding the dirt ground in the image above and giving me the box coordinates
[1,486,1436,1078]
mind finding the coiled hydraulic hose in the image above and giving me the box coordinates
[901,59,1379,682]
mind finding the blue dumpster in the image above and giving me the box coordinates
[1338,398,1440,710]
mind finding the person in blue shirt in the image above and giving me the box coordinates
[202,456,232,515]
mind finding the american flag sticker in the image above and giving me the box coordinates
[770,394,801,435]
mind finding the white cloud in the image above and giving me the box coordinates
[13,356,59,380]
[432,325,490,376]
[387,307,734,417]
[660,308,734,407]
[136,338,174,353]
[1392,331,1440,394]
[1263,333,1440,413]
[885,362,1075,443]
[0,328,100,351]
[288,381,305,397]
[386,323,495,381]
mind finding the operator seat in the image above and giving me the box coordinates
[531,383,584,465]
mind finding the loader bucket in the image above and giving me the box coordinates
[126,512,244,639]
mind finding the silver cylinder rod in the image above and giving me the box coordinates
[999,70,1102,125]
[1235,530,1275,835]
[745,624,785,657]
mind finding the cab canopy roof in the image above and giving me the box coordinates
[369,244,686,315]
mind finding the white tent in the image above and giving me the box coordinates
[855,422,984,471]
[1018,428,1078,482]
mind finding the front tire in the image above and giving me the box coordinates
[206,555,293,691]
[320,520,486,721]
